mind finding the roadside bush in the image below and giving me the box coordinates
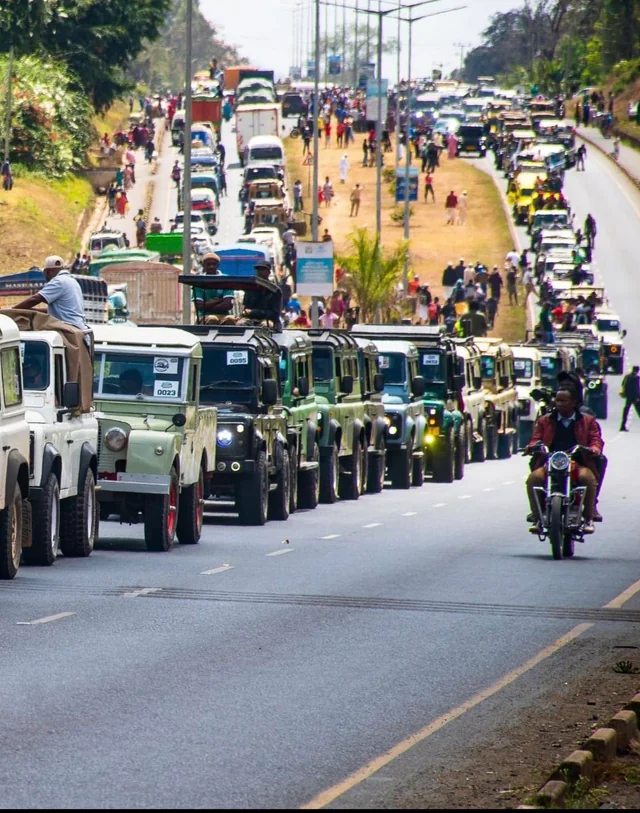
[612,58,640,95]
[0,55,93,176]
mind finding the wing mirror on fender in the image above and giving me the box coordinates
[340,374,354,395]
[373,373,385,393]
[411,376,425,397]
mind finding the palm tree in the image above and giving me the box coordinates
[336,228,409,323]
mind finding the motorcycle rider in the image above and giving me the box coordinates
[525,383,604,535]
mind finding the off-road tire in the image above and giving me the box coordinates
[486,423,499,460]
[0,485,23,580]
[454,425,465,480]
[238,451,268,525]
[339,440,361,501]
[176,465,204,545]
[433,428,455,483]
[268,448,291,521]
[23,474,60,566]
[563,532,575,558]
[144,467,179,551]
[60,468,98,558]
[359,442,368,495]
[464,420,473,464]
[497,426,513,459]
[288,444,298,514]
[319,444,339,504]
[298,442,320,509]
[367,444,386,494]
[389,438,412,490]
[472,419,489,463]
[412,452,425,487]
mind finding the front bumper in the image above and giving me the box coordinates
[213,459,255,475]
[98,473,172,496]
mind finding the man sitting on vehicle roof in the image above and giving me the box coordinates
[239,260,283,330]
[192,253,236,325]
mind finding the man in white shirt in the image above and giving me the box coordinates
[506,248,520,268]
[16,255,88,331]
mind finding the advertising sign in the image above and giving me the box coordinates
[328,55,341,76]
[297,241,334,297]
[306,59,316,79]
[366,78,388,98]
[395,167,419,202]
[289,65,302,81]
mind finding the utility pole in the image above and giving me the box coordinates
[181,0,193,324]
[453,41,472,74]
[3,46,13,162]
[311,0,321,328]
[353,0,359,88]
[342,0,347,82]
[394,8,401,175]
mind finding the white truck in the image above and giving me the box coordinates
[235,103,282,166]
[20,318,99,566]
[0,314,31,580]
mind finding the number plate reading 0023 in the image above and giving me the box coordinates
[154,380,179,397]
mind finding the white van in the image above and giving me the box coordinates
[245,135,285,169]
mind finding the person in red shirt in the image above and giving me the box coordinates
[424,173,435,203]
[336,121,345,148]
[445,190,458,225]
[291,310,311,328]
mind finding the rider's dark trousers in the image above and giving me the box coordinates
[527,466,596,518]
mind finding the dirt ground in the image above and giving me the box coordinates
[386,649,640,809]
[285,130,526,341]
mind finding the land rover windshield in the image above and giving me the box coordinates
[539,355,559,386]
[199,345,255,404]
[513,357,533,381]
[94,351,186,402]
[481,355,495,379]
[311,347,333,383]
[21,341,50,391]
[378,353,406,386]
[596,318,620,333]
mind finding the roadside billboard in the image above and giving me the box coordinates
[296,241,334,296]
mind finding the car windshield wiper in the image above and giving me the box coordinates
[200,380,251,390]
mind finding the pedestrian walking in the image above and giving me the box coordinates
[456,190,468,225]
[293,179,303,212]
[576,143,587,171]
[322,176,334,207]
[424,172,435,203]
[107,182,117,216]
[339,154,349,184]
[302,127,311,155]
[620,365,640,431]
[447,132,458,159]
[445,190,458,225]
[362,138,369,167]
[585,213,597,249]
[324,121,332,147]
[171,160,181,189]
[349,183,362,217]
[506,266,518,305]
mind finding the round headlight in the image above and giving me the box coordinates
[550,451,570,471]
[587,381,596,390]
[104,427,128,452]
[217,428,233,447]
[388,426,398,436]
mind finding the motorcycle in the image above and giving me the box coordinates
[525,443,593,559]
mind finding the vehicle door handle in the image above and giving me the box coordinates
[2,446,9,451]
[66,440,74,444]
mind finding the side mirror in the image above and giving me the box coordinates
[172,413,187,427]
[622,329,627,338]
[262,378,278,406]
[340,374,354,395]
[453,373,464,391]
[297,376,309,397]
[373,373,385,393]
[63,382,80,409]
[473,375,482,390]
[411,375,426,397]
[499,375,510,388]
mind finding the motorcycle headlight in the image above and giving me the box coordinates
[104,427,128,452]
[587,380,597,390]
[549,451,570,471]
[217,428,234,447]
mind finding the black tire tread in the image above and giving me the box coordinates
[60,468,97,558]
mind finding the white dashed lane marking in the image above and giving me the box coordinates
[363,523,383,529]
[121,588,162,598]
[17,612,75,626]
[321,534,341,540]
[402,512,417,517]
[432,503,447,508]
[458,495,472,500]
[200,565,234,575]
[266,548,295,557]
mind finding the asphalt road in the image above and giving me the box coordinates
[1,124,640,810]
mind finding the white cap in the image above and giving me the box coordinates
[43,255,65,270]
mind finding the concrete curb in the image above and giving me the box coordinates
[519,696,640,808]
[578,129,640,191]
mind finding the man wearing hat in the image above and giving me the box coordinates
[192,253,235,325]
[240,260,282,329]
[16,255,87,331]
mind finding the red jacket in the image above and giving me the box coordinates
[528,411,604,475]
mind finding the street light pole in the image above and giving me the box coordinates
[4,46,13,162]
[181,0,193,324]
[311,0,321,328]
[394,8,402,175]
[402,10,414,292]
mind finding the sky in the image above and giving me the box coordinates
[200,0,518,81]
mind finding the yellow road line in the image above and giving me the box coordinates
[301,574,640,809]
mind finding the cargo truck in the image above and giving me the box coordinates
[235,104,282,165]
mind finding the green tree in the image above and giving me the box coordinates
[1,0,172,110]
[336,229,408,323]
[130,0,245,92]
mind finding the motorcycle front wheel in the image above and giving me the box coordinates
[549,494,564,560]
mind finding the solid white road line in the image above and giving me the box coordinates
[17,612,75,626]
[121,587,163,597]
[266,548,295,557]
[321,534,341,540]
[200,565,235,575]
[503,480,514,485]
[363,523,383,529]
